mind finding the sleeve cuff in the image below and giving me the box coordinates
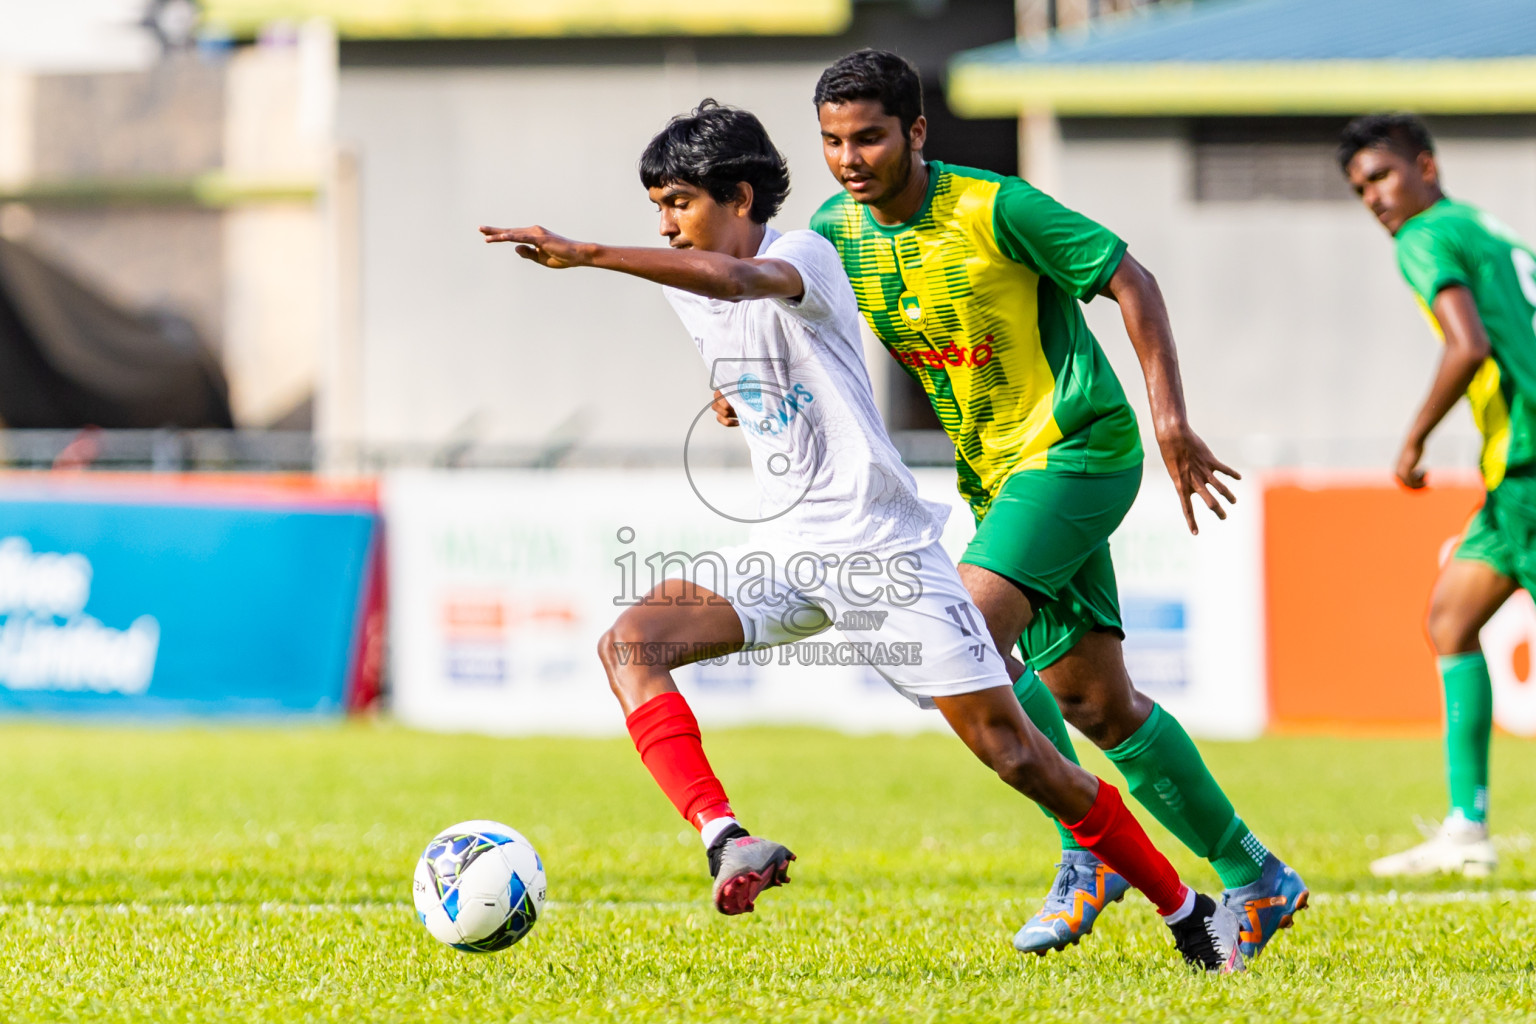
[1430,275,1472,297]
[1085,238,1129,299]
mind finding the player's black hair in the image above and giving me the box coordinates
[813,49,925,135]
[638,100,790,224]
[1337,113,1436,172]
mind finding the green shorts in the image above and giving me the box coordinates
[1454,473,1536,591]
[960,464,1142,669]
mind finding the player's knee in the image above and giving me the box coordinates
[1056,689,1132,748]
[1057,692,1113,747]
[595,617,652,692]
[595,626,623,688]
[1426,602,1479,655]
[1059,688,1149,749]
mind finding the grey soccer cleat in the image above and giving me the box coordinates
[1168,893,1246,974]
[710,835,795,915]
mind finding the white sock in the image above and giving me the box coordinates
[700,816,740,848]
[1161,886,1196,925]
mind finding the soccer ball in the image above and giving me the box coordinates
[412,819,547,952]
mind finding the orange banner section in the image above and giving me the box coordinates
[1264,472,1484,731]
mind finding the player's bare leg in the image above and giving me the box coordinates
[1035,631,1151,747]
[932,686,1096,820]
[598,580,794,914]
[599,578,745,716]
[931,686,1242,972]
[1426,556,1515,657]
[1373,557,1513,879]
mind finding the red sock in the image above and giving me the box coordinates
[1065,781,1189,916]
[625,692,734,830]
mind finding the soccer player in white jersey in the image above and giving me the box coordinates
[480,100,1243,972]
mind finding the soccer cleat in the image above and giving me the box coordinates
[1168,893,1246,974]
[1369,814,1497,878]
[710,836,795,915]
[1012,849,1131,955]
[1221,853,1309,960]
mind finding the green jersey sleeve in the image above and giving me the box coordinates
[1395,218,1472,305]
[992,178,1127,299]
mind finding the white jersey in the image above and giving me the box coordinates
[664,227,948,556]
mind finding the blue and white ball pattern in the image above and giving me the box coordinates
[413,820,546,952]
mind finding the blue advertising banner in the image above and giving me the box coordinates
[0,480,378,716]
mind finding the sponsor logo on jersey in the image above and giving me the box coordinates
[893,334,995,370]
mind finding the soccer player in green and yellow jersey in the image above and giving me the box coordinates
[800,49,1305,959]
[1342,114,1536,879]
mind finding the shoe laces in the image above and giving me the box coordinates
[1048,859,1088,900]
[1170,897,1225,969]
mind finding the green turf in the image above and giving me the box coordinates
[1,724,1535,1022]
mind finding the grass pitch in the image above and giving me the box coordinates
[1,724,1535,1022]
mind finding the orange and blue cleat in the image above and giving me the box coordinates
[1012,850,1131,955]
[1220,853,1309,959]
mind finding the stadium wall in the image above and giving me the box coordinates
[334,62,849,456]
[1054,117,1536,471]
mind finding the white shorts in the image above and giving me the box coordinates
[692,539,1012,709]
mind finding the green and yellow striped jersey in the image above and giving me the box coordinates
[810,161,1141,517]
[1396,198,1536,490]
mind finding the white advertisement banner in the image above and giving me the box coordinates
[385,467,1265,739]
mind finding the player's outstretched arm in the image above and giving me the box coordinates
[1101,252,1239,535]
[478,225,804,303]
[1395,285,1491,489]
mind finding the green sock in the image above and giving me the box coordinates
[1104,703,1268,888]
[1012,666,1083,851]
[1439,652,1492,823]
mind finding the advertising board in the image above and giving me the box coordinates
[385,467,1265,738]
[1264,472,1536,736]
[0,475,380,716]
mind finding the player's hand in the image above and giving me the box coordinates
[1157,424,1240,535]
[1396,437,1428,489]
[478,225,592,269]
[712,389,739,427]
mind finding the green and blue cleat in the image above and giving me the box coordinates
[1013,849,1131,955]
[1220,853,1309,959]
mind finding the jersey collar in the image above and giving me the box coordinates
[860,160,941,237]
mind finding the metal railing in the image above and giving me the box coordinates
[0,429,958,474]
[0,428,1484,476]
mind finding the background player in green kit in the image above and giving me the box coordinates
[1341,114,1536,878]
[798,49,1306,959]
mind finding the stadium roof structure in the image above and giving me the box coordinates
[948,0,1536,117]
[200,0,851,38]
